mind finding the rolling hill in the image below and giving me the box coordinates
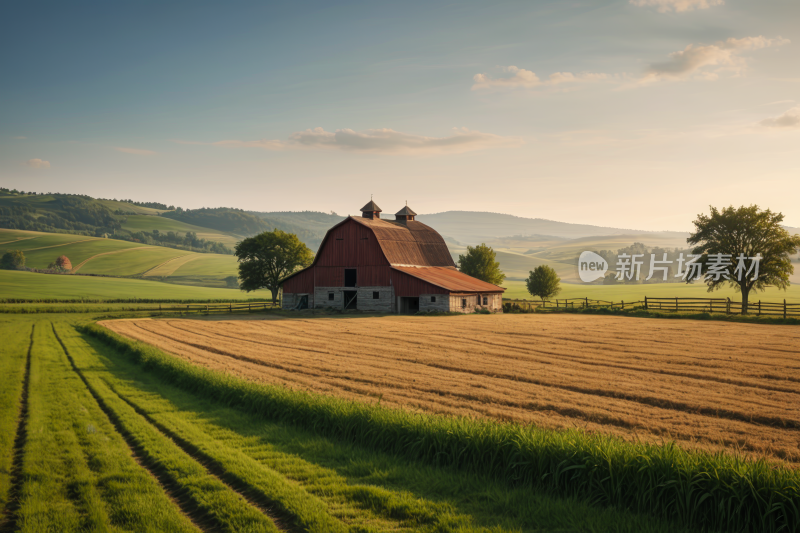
[0,229,238,288]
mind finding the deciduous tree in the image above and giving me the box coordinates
[235,230,314,304]
[0,250,25,270]
[526,265,561,302]
[457,244,505,285]
[688,205,800,313]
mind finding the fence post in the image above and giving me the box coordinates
[622,300,624,310]
[675,297,678,312]
[229,303,232,312]
[727,298,730,315]
[784,299,787,319]
[585,297,588,309]
[758,300,761,316]
[644,296,648,310]
[248,303,251,312]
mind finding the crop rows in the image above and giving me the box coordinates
[103,314,800,462]
[84,319,800,533]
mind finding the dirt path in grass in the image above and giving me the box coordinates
[142,254,201,277]
[0,237,39,247]
[102,314,800,463]
[71,246,157,272]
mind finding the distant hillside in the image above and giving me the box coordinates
[248,211,345,250]
[417,211,687,243]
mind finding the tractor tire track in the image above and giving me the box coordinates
[49,324,215,533]
[0,325,34,533]
[51,324,292,533]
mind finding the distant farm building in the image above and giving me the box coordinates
[281,201,505,313]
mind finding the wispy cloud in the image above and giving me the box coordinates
[472,66,610,91]
[176,127,521,155]
[14,136,27,140]
[630,0,724,13]
[640,36,789,83]
[114,147,157,155]
[26,158,50,169]
[760,106,800,129]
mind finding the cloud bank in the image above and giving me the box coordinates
[472,66,609,90]
[760,106,800,129]
[630,0,724,13]
[180,127,521,154]
[26,158,50,169]
[641,36,789,83]
[115,147,157,155]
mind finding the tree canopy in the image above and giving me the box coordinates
[526,265,561,302]
[688,205,800,313]
[457,244,505,285]
[0,250,25,270]
[234,229,314,304]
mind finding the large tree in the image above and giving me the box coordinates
[234,230,314,304]
[0,250,25,270]
[526,265,561,302]
[457,243,506,285]
[687,205,800,313]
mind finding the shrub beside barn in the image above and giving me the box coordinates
[281,201,505,313]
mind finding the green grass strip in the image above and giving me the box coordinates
[81,323,800,533]
[17,322,112,532]
[55,330,282,533]
[0,321,30,516]
[57,323,348,533]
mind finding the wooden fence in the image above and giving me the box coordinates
[503,297,800,317]
[137,301,278,314]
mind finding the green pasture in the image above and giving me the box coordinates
[0,229,240,288]
[78,247,193,277]
[120,215,242,246]
[0,270,268,301]
[167,254,239,286]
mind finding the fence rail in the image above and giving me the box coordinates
[503,296,800,317]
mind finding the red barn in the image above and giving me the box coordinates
[281,200,505,313]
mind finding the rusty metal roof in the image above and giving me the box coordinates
[392,266,505,293]
[351,216,455,267]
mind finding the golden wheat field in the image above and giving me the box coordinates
[102,314,800,463]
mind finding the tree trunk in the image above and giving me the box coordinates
[741,285,749,315]
[270,288,278,306]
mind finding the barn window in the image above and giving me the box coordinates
[344,269,357,287]
[461,298,467,308]
[483,296,488,305]
[328,292,334,301]
[431,296,436,303]
[372,291,379,299]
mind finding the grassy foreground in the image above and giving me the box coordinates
[0,313,705,533]
[83,318,799,533]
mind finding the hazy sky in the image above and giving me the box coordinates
[2,0,799,231]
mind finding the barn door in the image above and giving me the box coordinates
[343,290,357,310]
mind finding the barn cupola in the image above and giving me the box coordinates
[360,199,382,220]
[394,203,417,224]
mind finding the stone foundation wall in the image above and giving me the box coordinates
[449,293,503,314]
[313,286,393,312]
[419,294,450,313]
